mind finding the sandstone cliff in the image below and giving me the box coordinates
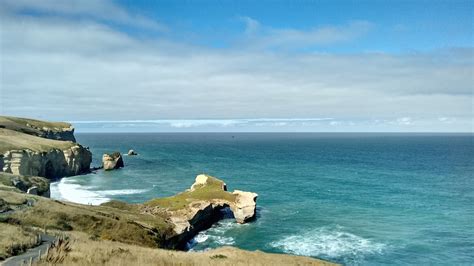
[142,174,258,249]
[0,116,91,179]
[102,152,124,170]
[0,116,76,142]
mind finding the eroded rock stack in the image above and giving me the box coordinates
[102,152,124,170]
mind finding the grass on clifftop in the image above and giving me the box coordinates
[145,175,236,211]
[0,128,75,154]
[33,231,335,266]
[0,223,39,260]
[0,190,174,249]
[0,172,49,195]
[0,116,71,133]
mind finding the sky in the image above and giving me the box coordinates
[0,0,473,132]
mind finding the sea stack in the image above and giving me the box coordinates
[102,152,124,170]
[127,149,138,156]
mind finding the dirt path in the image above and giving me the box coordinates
[1,234,55,266]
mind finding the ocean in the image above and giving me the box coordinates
[50,133,474,265]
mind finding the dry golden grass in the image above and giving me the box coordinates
[0,190,173,249]
[0,128,75,154]
[0,223,39,260]
[0,172,50,195]
[36,231,336,266]
[0,179,337,266]
[0,190,32,205]
[0,191,336,265]
[0,116,71,131]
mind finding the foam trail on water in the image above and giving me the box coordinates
[97,189,150,196]
[51,178,149,205]
[270,225,386,263]
[189,218,244,250]
[51,178,109,205]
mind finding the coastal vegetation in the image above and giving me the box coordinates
[0,116,334,265]
[0,128,75,155]
[146,175,236,211]
[0,172,50,196]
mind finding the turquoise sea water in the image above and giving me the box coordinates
[50,133,474,265]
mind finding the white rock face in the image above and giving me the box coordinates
[102,152,124,170]
[149,174,258,248]
[190,174,209,190]
[1,144,92,179]
[127,149,138,156]
[231,190,259,223]
[37,126,76,142]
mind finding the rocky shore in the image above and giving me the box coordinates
[0,116,91,180]
[142,174,258,249]
[0,116,334,265]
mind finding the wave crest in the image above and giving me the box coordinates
[270,225,386,260]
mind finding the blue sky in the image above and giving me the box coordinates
[0,0,473,132]
[115,0,473,52]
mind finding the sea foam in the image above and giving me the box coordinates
[270,225,386,261]
[50,178,148,205]
[188,219,243,250]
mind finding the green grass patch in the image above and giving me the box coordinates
[145,175,236,211]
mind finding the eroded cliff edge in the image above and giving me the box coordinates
[140,174,258,249]
[0,116,91,180]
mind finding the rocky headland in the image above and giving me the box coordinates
[0,116,334,265]
[0,116,91,180]
[141,174,258,249]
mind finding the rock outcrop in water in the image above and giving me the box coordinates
[127,149,138,156]
[0,116,92,179]
[142,174,258,249]
[102,152,124,170]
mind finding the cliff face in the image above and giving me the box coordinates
[0,116,76,142]
[102,152,124,170]
[143,174,258,249]
[1,144,91,179]
[0,116,91,179]
[31,126,76,142]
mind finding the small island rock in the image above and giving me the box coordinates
[102,152,124,170]
[127,149,138,156]
[232,190,258,223]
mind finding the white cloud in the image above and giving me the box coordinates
[395,117,414,126]
[0,0,167,31]
[237,18,374,49]
[0,2,472,132]
[239,16,260,35]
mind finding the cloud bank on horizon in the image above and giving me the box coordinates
[0,0,472,132]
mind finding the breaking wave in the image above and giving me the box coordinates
[270,225,386,263]
[50,178,148,205]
